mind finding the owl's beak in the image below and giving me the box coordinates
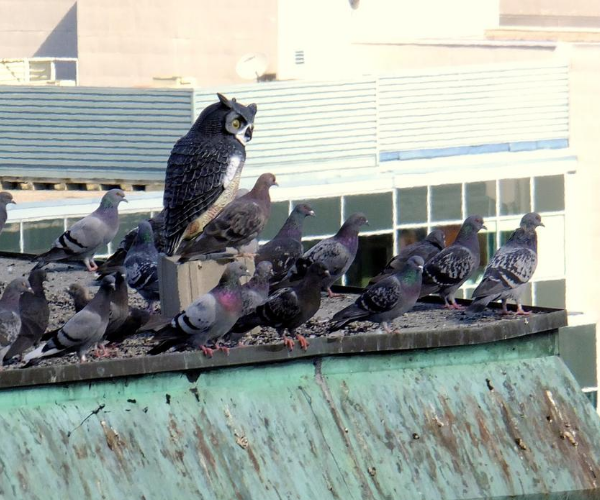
[244,126,253,142]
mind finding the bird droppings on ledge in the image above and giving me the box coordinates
[0,255,561,373]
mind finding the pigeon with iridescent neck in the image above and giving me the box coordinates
[419,215,486,309]
[124,220,159,310]
[467,212,543,316]
[33,189,127,272]
[331,256,424,333]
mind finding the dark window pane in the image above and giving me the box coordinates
[346,234,393,288]
[0,223,21,253]
[534,279,566,309]
[293,198,341,237]
[397,187,427,224]
[534,175,564,212]
[344,193,392,231]
[431,184,461,222]
[260,202,290,241]
[500,178,530,215]
[397,227,428,250]
[466,181,496,217]
[22,219,64,254]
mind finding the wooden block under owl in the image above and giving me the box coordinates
[158,254,255,318]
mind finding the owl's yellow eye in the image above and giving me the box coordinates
[232,119,241,129]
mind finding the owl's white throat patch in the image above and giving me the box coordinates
[223,156,241,188]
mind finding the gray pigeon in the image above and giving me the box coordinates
[331,256,424,333]
[162,93,257,255]
[124,220,159,310]
[369,229,445,286]
[67,283,92,312]
[149,262,250,356]
[467,212,543,315]
[255,203,315,283]
[178,173,277,262]
[3,270,50,363]
[96,211,164,277]
[0,278,33,362]
[102,272,129,349]
[0,191,15,236]
[24,275,116,363]
[230,262,331,351]
[277,213,369,297]
[419,215,486,309]
[34,189,127,272]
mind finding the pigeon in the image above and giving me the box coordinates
[124,220,159,310]
[149,262,250,356]
[3,270,50,364]
[276,213,369,297]
[103,272,129,345]
[24,275,116,363]
[0,278,33,363]
[330,256,424,333]
[162,93,257,255]
[419,215,486,309]
[96,211,164,277]
[255,203,315,283]
[178,173,277,262]
[104,307,151,345]
[33,189,127,272]
[467,212,544,316]
[0,191,15,236]
[230,262,331,351]
[368,229,445,286]
[67,283,92,312]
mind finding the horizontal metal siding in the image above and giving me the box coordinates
[0,86,192,181]
[378,63,569,154]
[194,79,378,177]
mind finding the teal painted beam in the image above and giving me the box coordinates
[0,332,598,499]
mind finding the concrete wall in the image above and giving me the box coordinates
[76,0,277,87]
[0,0,77,58]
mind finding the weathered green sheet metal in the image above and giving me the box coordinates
[0,330,599,499]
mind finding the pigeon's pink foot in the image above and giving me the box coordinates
[450,303,464,310]
[85,260,99,272]
[92,344,113,358]
[201,346,214,358]
[500,308,513,316]
[283,336,295,351]
[217,345,230,356]
[515,305,532,316]
[296,334,309,351]
[327,288,344,299]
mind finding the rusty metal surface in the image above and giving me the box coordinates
[0,332,599,499]
[0,307,566,390]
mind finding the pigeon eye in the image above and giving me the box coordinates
[232,119,241,129]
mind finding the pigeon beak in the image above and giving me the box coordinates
[365,220,370,226]
[418,265,423,271]
[122,198,129,203]
[9,200,16,205]
[308,211,315,217]
[481,224,487,230]
[324,270,331,277]
[539,222,545,227]
[26,286,33,293]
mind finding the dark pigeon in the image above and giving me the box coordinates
[24,275,116,363]
[255,203,315,283]
[33,189,127,272]
[103,272,129,345]
[0,277,33,363]
[0,191,15,236]
[419,215,486,309]
[124,220,159,310]
[331,256,424,333]
[105,307,151,345]
[230,262,331,351]
[149,262,249,356]
[178,173,277,262]
[369,229,445,286]
[96,211,164,277]
[67,283,92,313]
[276,213,369,297]
[3,270,50,363]
[467,212,543,315]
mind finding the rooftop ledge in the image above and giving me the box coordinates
[0,295,567,390]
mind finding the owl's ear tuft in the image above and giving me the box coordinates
[247,103,258,116]
[217,93,233,109]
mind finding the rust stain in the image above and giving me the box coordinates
[246,446,262,475]
[194,423,216,471]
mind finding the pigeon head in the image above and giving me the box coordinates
[255,261,274,279]
[407,255,425,270]
[426,229,446,250]
[253,173,278,190]
[27,269,48,290]
[192,94,257,146]
[100,189,127,209]
[293,204,316,218]
[7,278,33,295]
[135,220,155,246]
[67,283,87,300]
[0,191,15,206]
[458,215,486,236]
[344,213,369,229]
[307,262,331,281]
[101,275,117,291]
[520,212,544,231]
[221,262,251,285]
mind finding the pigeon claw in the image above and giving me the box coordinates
[295,334,309,351]
[201,346,214,358]
[283,336,295,351]
[515,305,532,316]
[217,345,231,356]
[327,288,345,299]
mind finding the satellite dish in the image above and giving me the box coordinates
[236,53,269,81]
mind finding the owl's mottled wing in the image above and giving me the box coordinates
[422,246,475,289]
[163,136,243,255]
[473,247,537,298]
